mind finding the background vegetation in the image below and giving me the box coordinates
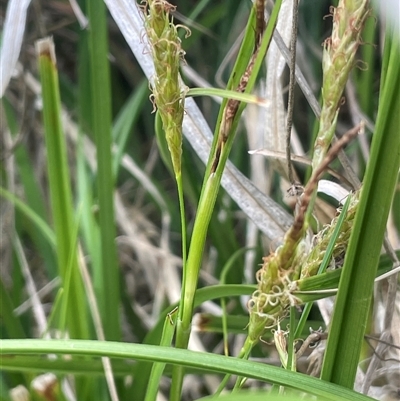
[0,0,399,400]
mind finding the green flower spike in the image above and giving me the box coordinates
[143,0,190,177]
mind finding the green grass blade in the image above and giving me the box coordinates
[145,308,178,401]
[0,339,376,401]
[87,0,121,341]
[36,37,89,340]
[187,87,270,106]
[76,137,102,293]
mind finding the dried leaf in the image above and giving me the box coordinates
[0,0,32,97]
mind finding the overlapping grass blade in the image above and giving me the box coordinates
[0,339,376,401]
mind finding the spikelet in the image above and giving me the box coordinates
[142,0,189,177]
[313,0,369,169]
[300,191,360,279]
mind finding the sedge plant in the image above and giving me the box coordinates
[0,0,399,400]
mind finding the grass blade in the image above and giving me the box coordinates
[87,0,121,341]
[0,339,376,401]
[36,37,89,340]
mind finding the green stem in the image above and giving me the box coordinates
[170,2,283,398]
[176,172,187,292]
